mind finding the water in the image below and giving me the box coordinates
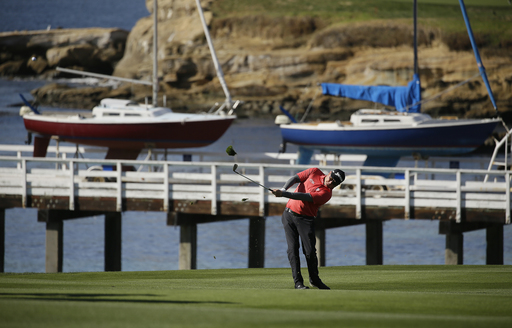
[1,1,511,272]
[0,0,148,32]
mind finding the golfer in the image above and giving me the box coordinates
[272,168,345,290]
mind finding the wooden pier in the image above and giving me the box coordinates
[0,154,509,272]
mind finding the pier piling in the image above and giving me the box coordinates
[105,212,122,271]
[315,227,326,267]
[248,217,266,268]
[1,209,4,273]
[45,219,63,273]
[366,220,384,265]
[179,223,197,270]
[439,221,505,265]
[487,224,504,265]
[445,232,464,265]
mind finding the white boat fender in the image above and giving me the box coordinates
[19,106,33,116]
[275,115,291,125]
[19,93,40,114]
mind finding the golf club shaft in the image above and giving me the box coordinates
[234,170,272,191]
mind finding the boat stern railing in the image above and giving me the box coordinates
[485,119,512,182]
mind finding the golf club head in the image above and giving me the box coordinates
[233,164,238,171]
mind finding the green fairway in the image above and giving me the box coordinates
[1,266,511,327]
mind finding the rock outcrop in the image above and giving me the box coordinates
[0,28,128,78]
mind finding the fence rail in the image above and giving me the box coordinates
[0,156,510,224]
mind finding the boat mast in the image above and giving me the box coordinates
[413,0,418,75]
[458,0,498,112]
[194,0,233,109]
[152,0,159,107]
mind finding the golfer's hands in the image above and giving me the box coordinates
[271,189,283,197]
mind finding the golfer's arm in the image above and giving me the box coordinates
[281,175,301,191]
[280,191,313,202]
[278,174,313,201]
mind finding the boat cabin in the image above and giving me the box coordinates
[350,109,431,126]
[92,98,172,118]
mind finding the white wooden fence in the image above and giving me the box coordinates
[0,156,509,224]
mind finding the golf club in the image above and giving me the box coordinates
[232,164,272,191]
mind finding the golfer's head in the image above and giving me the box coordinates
[330,169,345,187]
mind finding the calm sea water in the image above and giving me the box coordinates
[0,1,510,273]
[0,0,148,32]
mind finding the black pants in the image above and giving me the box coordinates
[282,208,320,285]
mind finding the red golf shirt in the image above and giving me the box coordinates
[286,168,332,218]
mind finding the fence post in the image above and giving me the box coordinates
[506,172,510,225]
[22,159,27,208]
[356,168,362,219]
[116,162,122,212]
[405,169,410,219]
[69,160,74,211]
[211,165,217,215]
[259,165,265,217]
[163,164,169,212]
[456,171,461,223]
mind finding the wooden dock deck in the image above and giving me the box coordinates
[0,154,509,272]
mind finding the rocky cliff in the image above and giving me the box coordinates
[4,0,512,123]
[0,28,128,78]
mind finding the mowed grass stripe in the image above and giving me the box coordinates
[1,266,511,328]
[0,299,510,328]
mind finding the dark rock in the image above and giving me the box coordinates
[30,83,111,109]
[0,28,128,77]
[0,59,29,76]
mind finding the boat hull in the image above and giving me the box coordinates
[23,116,235,149]
[280,119,499,157]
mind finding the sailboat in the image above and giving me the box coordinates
[276,0,500,166]
[20,0,237,160]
